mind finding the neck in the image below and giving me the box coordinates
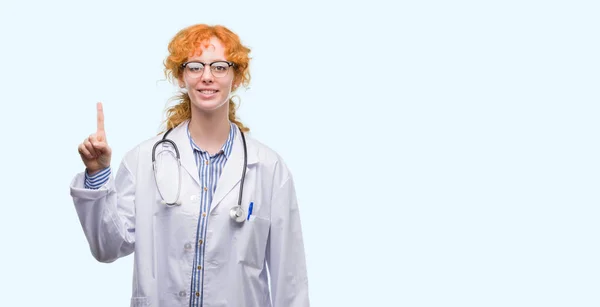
[188,106,231,155]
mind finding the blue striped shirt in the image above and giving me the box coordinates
[84,121,237,307]
[83,167,111,189]
[187,121,236,306]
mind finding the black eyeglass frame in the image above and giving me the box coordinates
[180,61,235,78]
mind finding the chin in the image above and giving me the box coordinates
[190,96,229,112]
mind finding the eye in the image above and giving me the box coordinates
[186,63,203,72]
[212,62,230,71]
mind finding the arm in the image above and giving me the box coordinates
[69,158,136,263]
[266,174,310,307]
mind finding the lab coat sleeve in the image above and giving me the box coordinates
[266,174,310,307]
[69,157,136,263]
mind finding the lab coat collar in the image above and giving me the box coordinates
[212,123,258,211]
[167,120,258,208]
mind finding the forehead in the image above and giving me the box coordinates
[188,36,226,61]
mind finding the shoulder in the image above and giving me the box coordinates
[125,121,189,159]
[118,130,166,172]
[244,133,293,185]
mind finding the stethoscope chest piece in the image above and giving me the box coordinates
[229,206,246,223]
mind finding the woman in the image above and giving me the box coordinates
[71,24,310,307]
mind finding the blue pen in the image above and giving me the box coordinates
[247,202,254,220]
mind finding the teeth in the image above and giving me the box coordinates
[200,90,216,94]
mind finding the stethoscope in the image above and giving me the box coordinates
[151,125,248,223]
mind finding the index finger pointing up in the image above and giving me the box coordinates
[97,102,105,134]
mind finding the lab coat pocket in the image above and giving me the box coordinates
[235,215,270,270]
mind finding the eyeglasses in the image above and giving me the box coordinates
[181,61,234,78]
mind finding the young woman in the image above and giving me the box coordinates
[71,24,310,307]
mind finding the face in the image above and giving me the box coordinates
[179,37,235,113]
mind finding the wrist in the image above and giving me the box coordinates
[86,166,109,177]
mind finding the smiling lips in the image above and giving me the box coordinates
[198,89,218,98]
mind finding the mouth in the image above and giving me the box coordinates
[198,89,219,94]
[197,89,219,99]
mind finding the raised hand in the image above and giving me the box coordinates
[78,102,112,175]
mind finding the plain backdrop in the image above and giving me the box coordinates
[0,0,599,306]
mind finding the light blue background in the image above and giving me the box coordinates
[0,0,598,306]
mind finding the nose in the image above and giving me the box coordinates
[201,66,213,83]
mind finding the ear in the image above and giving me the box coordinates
[177,77,185,88]
[231,78,241,92]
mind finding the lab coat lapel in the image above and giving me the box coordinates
[168,121,200,187]
[211,129,257,211]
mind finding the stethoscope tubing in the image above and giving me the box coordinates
[152,125,248,222]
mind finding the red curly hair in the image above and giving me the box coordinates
[162,24,251,132]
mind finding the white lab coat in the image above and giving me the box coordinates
[69,121,310,307]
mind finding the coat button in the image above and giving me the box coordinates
[179,291,186,297]
[184,243,192,250]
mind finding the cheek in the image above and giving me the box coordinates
[218,77,234,92]
[182,75,199,89]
